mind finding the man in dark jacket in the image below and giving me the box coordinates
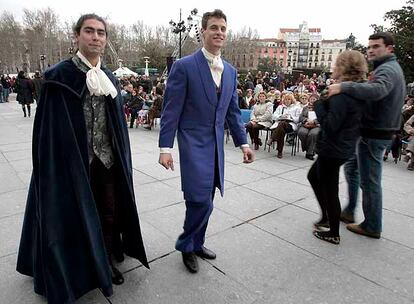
[328,32,406,239]
[31,70,44,103]
[16,14,148,304]
[1,74,10,102]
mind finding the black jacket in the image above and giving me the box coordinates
[315,93,363,159]
[16,59,148,304]
[16,78,34,104]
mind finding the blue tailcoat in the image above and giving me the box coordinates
[159,49,247,202]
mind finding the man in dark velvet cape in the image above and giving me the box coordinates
[16,14,148,304]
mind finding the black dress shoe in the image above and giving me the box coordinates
[194,246,216,260]
[111,265,125,285]
[305,154,314,160]
[182,252,198,273]
[113,252,125,263]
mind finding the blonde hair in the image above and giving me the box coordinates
[282,93,296,105]
[335,50,368,82]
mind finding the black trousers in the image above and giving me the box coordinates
[307,156,346,236]
[90,157,117,258]
[245,122,265,144]
[129,109,139,128]
[270,121,293,152]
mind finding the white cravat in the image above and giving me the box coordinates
[201,47,224,88]
[76,51,118,99]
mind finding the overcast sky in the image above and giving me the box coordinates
[0,0,408,45]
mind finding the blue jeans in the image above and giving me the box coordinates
[343,152,360,214]
[2,88,9,101]
[358,137,391,233]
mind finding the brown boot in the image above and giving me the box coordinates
[346,223,381,239]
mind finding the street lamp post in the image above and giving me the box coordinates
[40,54,46,72]
[169,8,198,59]
[143,57,150,77]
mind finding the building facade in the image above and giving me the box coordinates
[224,21,347,73]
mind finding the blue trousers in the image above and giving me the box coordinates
[358,137,391,233]
[175,192,214,253]
[343,152,360,214]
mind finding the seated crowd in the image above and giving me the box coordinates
[239,70,329,159]
[119,75,164,130]
[237,70,414,169]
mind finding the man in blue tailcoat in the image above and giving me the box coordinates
[158,9,255,273]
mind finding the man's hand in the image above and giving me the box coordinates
[242,147,255,163]
[328,83,341,97]
[159,153,174,170]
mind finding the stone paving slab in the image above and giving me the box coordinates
[224,147,271,164]
[0,141,32,153]
[109,253,257,304]
[244,176,311,204]
[0,163,26,193]
[16,170,32,187]
[382,210,414,249]
[0,152,6,163]
[206,223,413,304]
[224,163,271,186]
[243,157,298,176]
[250,205,414,300]
[8,158,32,173]
[214,186,287,221]
[0,189,27,219]
[0,213,23,257]
[3,149,31,162]
[134,181,183,213]
[383,190,414,217]
[133,162,181,180]
[132,169,157,185]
